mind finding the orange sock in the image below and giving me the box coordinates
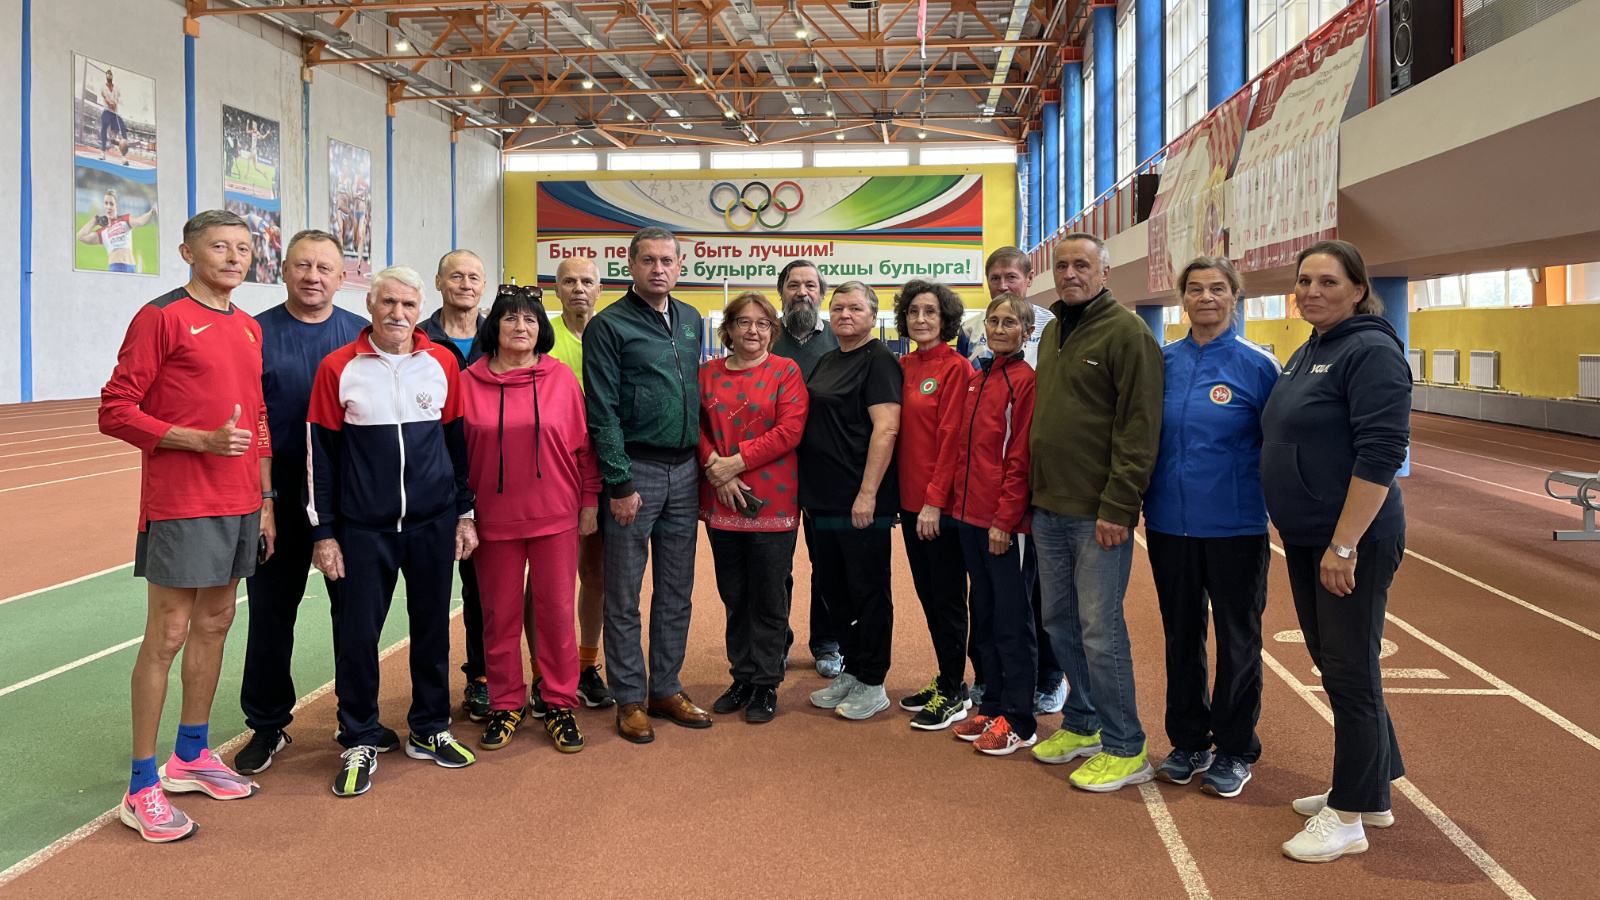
[527,659,543,683]
[579,644,601,670]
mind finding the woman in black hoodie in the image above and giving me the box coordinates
[1261,240,1411,864]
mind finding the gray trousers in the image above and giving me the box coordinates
[602,456,700,705]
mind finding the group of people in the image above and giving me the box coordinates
[101,209,1411,867]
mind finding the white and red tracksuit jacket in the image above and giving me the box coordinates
[305,327,473,539]
[924,353,1036,534]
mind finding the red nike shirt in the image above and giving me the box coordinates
[100,288,271,530]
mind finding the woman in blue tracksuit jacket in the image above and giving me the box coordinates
[1142,256,1281,801]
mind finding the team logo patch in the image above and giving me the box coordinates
[919,377,938,395]
[1210,384,1233,405]
[416,392,434,410]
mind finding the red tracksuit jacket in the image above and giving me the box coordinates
[924,354,1035,534]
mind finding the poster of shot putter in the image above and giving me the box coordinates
[72,53,159,275]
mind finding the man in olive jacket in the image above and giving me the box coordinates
[583,226,712,744]
[1027,232,1164,793]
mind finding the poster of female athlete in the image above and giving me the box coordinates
[223,105,283,284]
[328,138,372,290]
[72,53,158,275]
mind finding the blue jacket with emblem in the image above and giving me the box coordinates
[1143,321,1282,538]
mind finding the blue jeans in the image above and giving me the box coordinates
[1032,509,1145,756]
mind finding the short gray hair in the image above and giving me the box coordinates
[832,280,880,314]
[370,265,426,298]
[286,229,341,259]
[987,292,1036,333]
[183,209,250,245]
[437,248,484,276]
[1058,231,1111,270]
[629,226,681,260]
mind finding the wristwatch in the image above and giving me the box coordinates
[261,490,278,501]
[1330,543,1357,560]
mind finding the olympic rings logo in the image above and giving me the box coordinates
[709,181,803,230]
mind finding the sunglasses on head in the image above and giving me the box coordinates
[496,283,544,302]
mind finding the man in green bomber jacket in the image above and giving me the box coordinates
[1026,232,1166,793]
[583,226,713,744]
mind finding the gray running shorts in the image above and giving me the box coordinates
[135,511,262,589]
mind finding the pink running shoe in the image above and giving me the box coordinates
[161,749,260,800]
[120,785,198,843]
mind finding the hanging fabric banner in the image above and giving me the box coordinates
[1146,88,1253,293]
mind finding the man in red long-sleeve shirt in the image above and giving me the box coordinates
[99,209,273,844]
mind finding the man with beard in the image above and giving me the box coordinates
[769,260,842,678]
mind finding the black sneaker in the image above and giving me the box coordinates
[334,724,401,753]
[528,679,550,718]
[577,665,616,708]
[745,686,777,723]
[479,707,526,751]
[900,676,940,711]
[544,707,585,753]
[405,730,477,768]
[713,680,754,714]
[234,728,290,775]
[909,685,969,732]
[332,745,377,797]
[464,678,490,722]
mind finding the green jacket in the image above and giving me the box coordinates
[1030,289,1164,527]
[582,288,703,498]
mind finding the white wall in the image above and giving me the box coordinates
[2,0,502,402]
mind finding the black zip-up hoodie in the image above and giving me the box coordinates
[419,308,486,371]
[1259,314,1411,546]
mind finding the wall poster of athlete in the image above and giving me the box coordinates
[223,105,283,284]
[72,53,159,275]
[328,138,373,290]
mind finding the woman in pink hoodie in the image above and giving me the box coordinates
[461,285,601,754]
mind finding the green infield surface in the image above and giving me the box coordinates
[0,566,463,873]
[227,158,278,194]
[73,213,160,275]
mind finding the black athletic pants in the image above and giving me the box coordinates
[459,557,484,681]
[810,514,894,686]
[1145,530,1270,762]
[708,526,798,687]
[960,523,1037,739]
[1284,534,1407,813]
[900,510,969,692]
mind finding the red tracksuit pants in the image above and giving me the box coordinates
[474,529,580,710]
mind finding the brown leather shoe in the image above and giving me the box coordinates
[616,702,655,743]
[647,692,713,728]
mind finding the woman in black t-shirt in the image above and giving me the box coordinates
[797,281,904,722]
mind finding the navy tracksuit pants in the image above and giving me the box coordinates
[333,514,456,748]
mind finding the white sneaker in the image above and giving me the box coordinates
[1282,806,1369,863]
[835,681,890,720]
[1292,791,1394,828]
[809,673,860,709]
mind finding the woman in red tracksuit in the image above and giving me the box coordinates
[461,286,601,754]
[930,293,1039,757]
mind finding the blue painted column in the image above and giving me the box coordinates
[20,0,32,401]
[1208,0,1248,107]
[1026,130,1042,249]
[1042,101,1060,241]
[450,138,458,249]
[185,34,197,218]
[1015,151,1027,247]
[1137,304,1166,341]
[302,81,311,231]
[1374,276,1411,476]
[1093,5,1116,195]
[385,112,394,266]
[1064,60,1084,222]
[1135,0,1165,163]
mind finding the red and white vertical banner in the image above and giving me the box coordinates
[917,0,928,55]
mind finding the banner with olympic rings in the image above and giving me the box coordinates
[535,174,984,289]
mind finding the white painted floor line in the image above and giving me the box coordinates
[1137,783,1214,900]
[1385,613,1600,753]
[1412,440,1554,473]
[0,608,459,889]
[1305,686,1508,696]
[1261,649,1535,900]
[0,563,134,607]
[1409,462,1565,502]
[0,441,121,460]
[0,424,101,440]
[0,451,139,475]
[1403,549,1600,643]
[1413,416,1600,451]
[1412,423,1600,465]
[0,466,141,494]
[0,432,110,449]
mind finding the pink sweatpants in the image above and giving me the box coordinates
[474,529,580,710]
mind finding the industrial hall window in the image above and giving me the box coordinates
[1166,0,1209,142]
[1116,6,1138,178]
[1250,0,1341,76]
[1083,28,1097,203]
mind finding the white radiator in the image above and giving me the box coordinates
[1468,350,1500,389]
[1407,348,1425,382]
[1580,355,1600,400]
[1432,349,1459,385]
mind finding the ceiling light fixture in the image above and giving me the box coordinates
[918,130,927,138]
[469,80,484,93]
[813,73,824,84]
[394,37,409,52]
[795,26,808,38]
[582,78,594,89]
[791,105,805,114]
[653,30,666,41]
[724,109,736,118]
[665,109,682,117]
[835,131,845,140]
[626,111,637,121]
[694,74,705,84]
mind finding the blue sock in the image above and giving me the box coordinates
[175,723,209,763]
[130,757,159,794]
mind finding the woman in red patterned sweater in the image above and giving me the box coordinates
[699,291,810,723]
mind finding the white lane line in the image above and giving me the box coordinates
[1306,686,1509,696]
[1403,549,1600,643]
[1385,613,1600,753]
[1137,784,1214,900]
[1262,649,1535,900]
[0,563,134,607]
[1412,440,1555,473]
[1413,416,1600,450]
[1412,424,1600,465]
[1382,668,1449,679]
[0,451,139,475]
[0,466,141,494]
[0,424,100,440]
[0,437,121,455]
[1409,462,1565,503]
[0,607,459,889]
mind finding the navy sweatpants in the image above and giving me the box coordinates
[333,514,456,748]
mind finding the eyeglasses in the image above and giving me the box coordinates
[733,317,773,333]
[496,283,544,302]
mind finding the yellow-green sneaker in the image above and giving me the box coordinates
[1069,745,1155,793]
[1031,728,1103,765]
